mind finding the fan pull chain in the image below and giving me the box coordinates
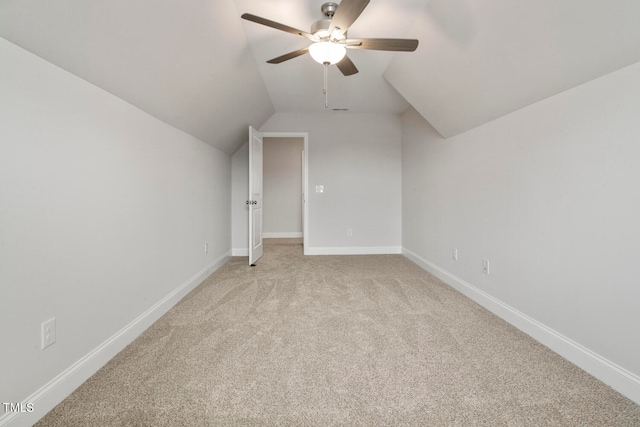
[323,62,329,108]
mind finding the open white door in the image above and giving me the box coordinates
[248,126,263,266]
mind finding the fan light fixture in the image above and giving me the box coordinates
[309,41,346,65]
[241,0,419,108]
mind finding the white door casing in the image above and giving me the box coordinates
[248,126,263,266]
[261,132,309,255]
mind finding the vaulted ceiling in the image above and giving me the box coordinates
[235,0,429,114]
[385,0,640,138]
[2,0,640,154]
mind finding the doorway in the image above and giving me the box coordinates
[261,132,309,256]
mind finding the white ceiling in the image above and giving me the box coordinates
[2,0,640,152]
[0,0,275,154]
[385,0,640,138]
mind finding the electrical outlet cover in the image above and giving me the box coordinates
[41,318,56,349]
[482,258,490,274]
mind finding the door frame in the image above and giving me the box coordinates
[262,132,309,255]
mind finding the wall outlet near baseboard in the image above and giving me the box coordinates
[482,258,490,275]
[41,318,56,349]
[204,243,208,254]
[347,228,353,237]
[452,248,458,261]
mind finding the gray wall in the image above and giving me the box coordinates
[0,39,231,424]
[260,113,402,254]
[401,61,640,403]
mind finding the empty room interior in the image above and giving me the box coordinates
[1,0,640,425]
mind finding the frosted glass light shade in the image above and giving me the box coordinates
[309,41,346,65]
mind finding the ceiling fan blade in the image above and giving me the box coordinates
[344,38,419,52]
[267,47,310,64]
[329,0,370,39]
[336,55,359,76]
[241,13,318,42]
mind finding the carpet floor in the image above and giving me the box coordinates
[37,239,640,426]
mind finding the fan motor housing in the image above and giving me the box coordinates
[311,19,332,38]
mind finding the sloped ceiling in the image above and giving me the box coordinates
[2,0,640,151]
[0,0,275,154]
[384,0,640,138]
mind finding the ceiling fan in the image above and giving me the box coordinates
[241,0,419,77]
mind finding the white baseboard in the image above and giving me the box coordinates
[0,251,231,427]
[306,246,402,255]
[263,232,303,238]
[233,246,401,256]
[402,247,640,406]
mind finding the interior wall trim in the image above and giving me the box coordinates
[263,232,303,238]
[0,251,231,427]
[306,246,402,256]
[233,245,401,257]
[401,247,640,406]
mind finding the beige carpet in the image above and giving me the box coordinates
[37,239,640,426]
